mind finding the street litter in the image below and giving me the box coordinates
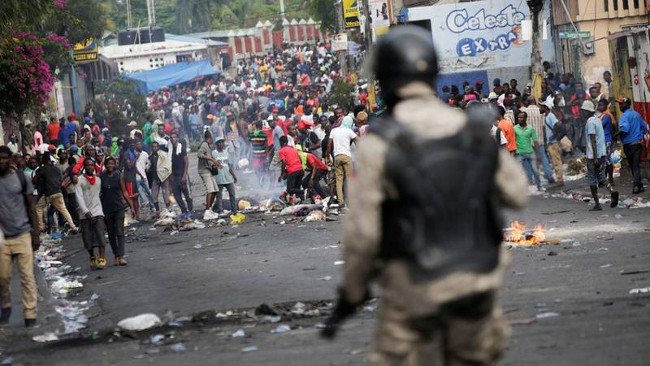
[217,218,227,225]
[150,334,165,344]
[193,243,203,249]
[320,276,332,281]
[117,313,161,331]
[273,324,291,333]
[51,278,83,295]
[292,302,306,315]
[241,346,258,353]
[180,220,206,231]
[232,329,246,338]
[238,200,252,210]
[334,261,345,265]
[629,287,650,295]
[230,212,246,225]
[170,343,187,353]
[304,210,326,222]
[536,312,559,319]
[33,332,59,343]
[279,204,323,216]
[600,264,612,269]
[153,217,175,227]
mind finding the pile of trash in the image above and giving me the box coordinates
[33,233,100,342]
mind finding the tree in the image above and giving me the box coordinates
[0,0,55,34]
[42,0,107,45]
[330,78,355,109]
[309,0,336,34]
[176,0,214,34]
[93,78,148,136]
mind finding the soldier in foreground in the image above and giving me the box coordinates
[322,26,529,365]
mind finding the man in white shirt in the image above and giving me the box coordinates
[326,117,358,207]
[135,140,155,212]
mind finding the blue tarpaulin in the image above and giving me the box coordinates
[124,60,219,93]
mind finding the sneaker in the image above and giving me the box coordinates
[24,318,36,328]
[90,257,97,270]
[0,307,11,325]
[117,257,128,266]
[97,258,107,269]
[203,210,219,220]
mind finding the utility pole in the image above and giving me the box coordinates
[528,0,544,100]
[361,0,375,109]
[334,0,348,77]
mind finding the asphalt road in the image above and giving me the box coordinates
[1,157,649,366]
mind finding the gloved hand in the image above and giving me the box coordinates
[320,289,363,340]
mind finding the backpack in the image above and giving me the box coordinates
[370,113,503,283]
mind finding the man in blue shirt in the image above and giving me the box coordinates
[582,100,618,211]
[597,99,615,185]
[617,98,648,193]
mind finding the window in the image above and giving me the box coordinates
[622,0,628,9]
[633,0,638,8]
[604,0,609,11]
[614,0,618,10]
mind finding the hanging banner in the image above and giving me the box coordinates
[343,0,360,28]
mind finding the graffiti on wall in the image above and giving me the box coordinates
[445,5,526,57]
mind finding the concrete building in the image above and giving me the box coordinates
[551,0,648,87]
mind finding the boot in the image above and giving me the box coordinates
[24,318,36,327]
[0,307,11,324]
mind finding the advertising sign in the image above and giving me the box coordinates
[343,0,360,28]
[73,38,99,63]
[332,33,349,51]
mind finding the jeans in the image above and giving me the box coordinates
[137,179,155,209]
[286,170,305,195]
[334,154,352,205]
[623,143,643,189]
[151,178,170,207]
[302,169,328,198]
[0,233,37,319]
[80,216,106,251]
[214,183,237,213]
[105,210,126,257]
[171,175,193,214]
[537,145,554,182]
[517,153,541,188]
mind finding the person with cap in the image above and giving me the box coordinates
[582,100,619,210]
[321,25,528,365]
[197,130,220,221]
[617,97,648,193]
[597,98,616,185]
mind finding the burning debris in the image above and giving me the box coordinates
[503,221,548,246]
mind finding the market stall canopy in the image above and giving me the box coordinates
[124,60,219,93]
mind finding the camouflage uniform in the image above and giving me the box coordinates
[342,83,529,365]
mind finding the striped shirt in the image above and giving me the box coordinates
[248,130,268,161]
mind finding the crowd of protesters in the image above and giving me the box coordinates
[1,41,649,328]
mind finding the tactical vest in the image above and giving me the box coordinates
[370,113,503,283]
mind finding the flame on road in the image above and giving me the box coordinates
[504,221,546,246]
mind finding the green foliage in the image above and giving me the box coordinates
[0,0,54,35]
[330,78,355,109]
[93,78,148,136]
[42,0,108,45]
[102,0,313,33]
[309,0,335,33]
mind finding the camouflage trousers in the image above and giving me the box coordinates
[370,291,509,366]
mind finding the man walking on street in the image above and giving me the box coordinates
[33,152,79,233]
[617,97,648,193]
[582,100,619,210]
[540,101,565,187]
[326,116,357,208]
[522,96,555,184]
[597,99,616,185]
[170,132,193,221]
[0,146,40,327]
[322,26,528,365]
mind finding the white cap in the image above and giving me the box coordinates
[128,121,138,127]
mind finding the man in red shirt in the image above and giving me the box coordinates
[278,136,304,204]
[303,152,329,200]
[46,117,61,145]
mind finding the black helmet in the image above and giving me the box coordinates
[373,25,439,108]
